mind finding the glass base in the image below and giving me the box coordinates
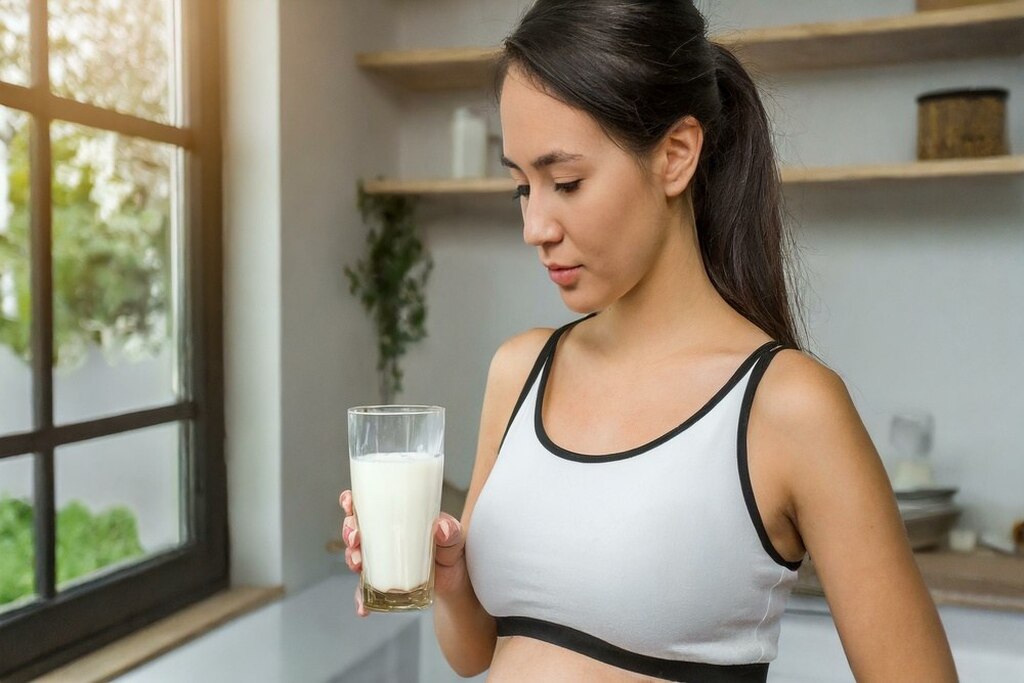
[361,578,434,612]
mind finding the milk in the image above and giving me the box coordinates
[350,452,444,592]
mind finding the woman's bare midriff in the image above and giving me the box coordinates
[485,636,673,683]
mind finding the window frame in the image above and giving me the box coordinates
[0,0,226,678]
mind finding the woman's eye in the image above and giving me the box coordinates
[512,179,582,201]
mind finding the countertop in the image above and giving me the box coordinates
[794,548,1024,612]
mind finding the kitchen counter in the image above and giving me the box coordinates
[794,548,1024,612]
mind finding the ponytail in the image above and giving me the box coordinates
[693,44,805,348]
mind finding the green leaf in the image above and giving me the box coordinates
[0,495,146,606]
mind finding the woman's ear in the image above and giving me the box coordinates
[654,115,703,199]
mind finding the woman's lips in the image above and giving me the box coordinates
[548,265,581,286]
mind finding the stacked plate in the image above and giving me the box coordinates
[895,487,961,550]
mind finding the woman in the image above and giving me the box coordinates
[340,1,959,680]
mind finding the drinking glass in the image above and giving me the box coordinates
[348,405,445,612]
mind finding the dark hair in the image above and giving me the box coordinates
[495,0,807,349]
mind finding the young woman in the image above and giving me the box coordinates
[340,1,959,680]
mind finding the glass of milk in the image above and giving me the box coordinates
[347,405,445,612]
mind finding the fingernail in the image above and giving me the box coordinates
[352,549,361,565]
[439,520,451,541]
[351,529,358,546]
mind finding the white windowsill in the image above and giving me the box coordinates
[35,585,285,683]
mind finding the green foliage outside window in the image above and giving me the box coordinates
[0,122,171,368]
[0,1,173,369]
[0,495,145,606]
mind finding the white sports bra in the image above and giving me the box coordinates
[465,313,803,682]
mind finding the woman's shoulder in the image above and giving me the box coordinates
[474,327,557,457]
[487,326,557,386]
[756,346,864,452]
[761,347,848,411]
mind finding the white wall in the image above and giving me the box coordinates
[223,0,285,587]
[277,0,401,591]
[223,0,400,591]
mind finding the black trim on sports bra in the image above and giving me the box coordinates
[737,344,804,571]
[495,616,769,683]
[496,313,598,454]
[535,324,780,463]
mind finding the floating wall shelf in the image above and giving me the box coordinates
[357,2,1024,90]
[361,155,1024,196]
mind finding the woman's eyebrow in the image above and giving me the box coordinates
[501,150,585,171]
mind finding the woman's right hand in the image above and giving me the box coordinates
[339,490,469,618]
[339,490,368,616]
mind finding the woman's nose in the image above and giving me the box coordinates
[522,197,562,247]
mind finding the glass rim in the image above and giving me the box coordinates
[348,404,444,416]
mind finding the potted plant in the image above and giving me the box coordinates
[344,183,433,403]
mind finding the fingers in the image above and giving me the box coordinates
[434,513,465,567]
[340,489,360,548]
[353,583,368,618]
[340,490,361,574]
[342,516,360,549]
[340,490,354,515]
[342,490,368,617]
[344,544,362,573]
[341,515,361,574]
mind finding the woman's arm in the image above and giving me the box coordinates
[758,351,958,682]
[433,328,554,677]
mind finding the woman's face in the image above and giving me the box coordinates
[499,67,674,314]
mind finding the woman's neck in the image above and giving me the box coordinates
[585,217,757,362]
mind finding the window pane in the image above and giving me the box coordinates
[0,454,36,614]
[0,106,31,435]
[0,1,30,86]
[51,121,182,425]
[49,0,177,124]
[55,422,184,590]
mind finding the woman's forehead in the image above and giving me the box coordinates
[499,70,606,160]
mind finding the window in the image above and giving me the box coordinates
[0,0,224,678]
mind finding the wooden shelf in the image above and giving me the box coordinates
[783,155,1024,185]
[361,156,1024,196]
[795,550,1024,613]
[357,2,1024,90]
[717,1,1024,73]
[363,176,515,196]
[357,47,499,91]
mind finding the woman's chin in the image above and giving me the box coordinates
[558,290,605,315]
